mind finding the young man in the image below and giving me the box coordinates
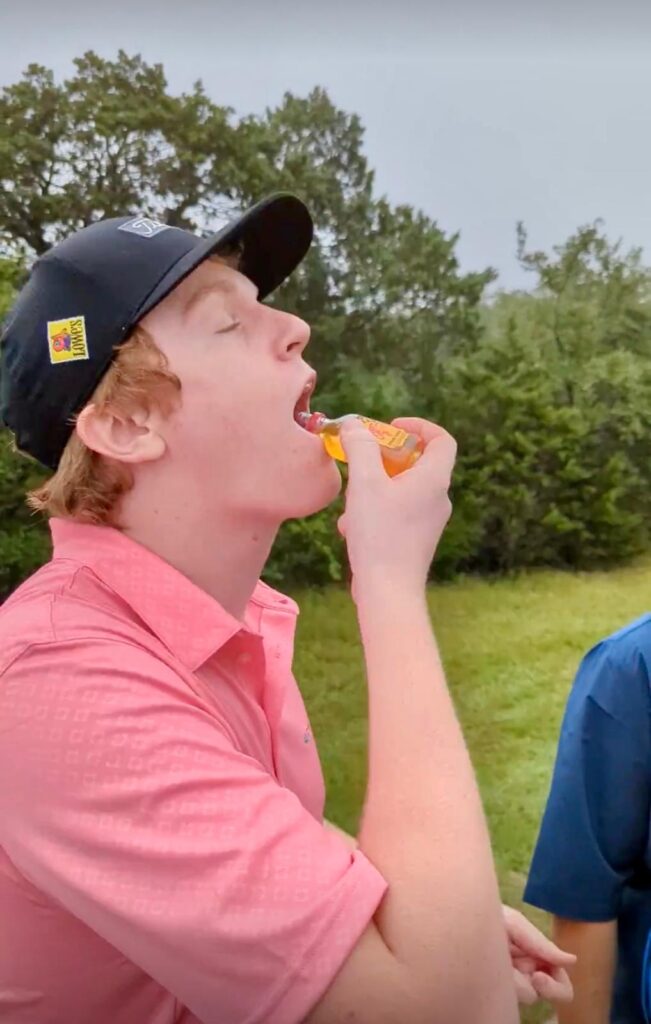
[526,614,651,1024]
[0,193,572,1023]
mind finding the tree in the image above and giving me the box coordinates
[0,257,23,321]
[8,51,570,592]
[514,221,651,403]
[0,54,490,372]
[0,51,255,255]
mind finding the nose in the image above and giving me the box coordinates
[274,309,310,361]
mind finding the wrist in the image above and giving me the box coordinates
[354,573,429,620]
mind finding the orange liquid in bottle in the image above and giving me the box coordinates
[302,413,424,477]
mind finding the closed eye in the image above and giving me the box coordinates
[216,320,241,335]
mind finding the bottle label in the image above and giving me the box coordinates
[359,417,409,450]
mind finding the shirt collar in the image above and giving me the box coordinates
[49,518,298,671]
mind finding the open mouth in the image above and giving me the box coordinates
[293,376,316,430]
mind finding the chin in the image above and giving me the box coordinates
[284,461,342,519]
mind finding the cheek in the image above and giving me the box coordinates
[164,375,281,465]
[159,341,293,470]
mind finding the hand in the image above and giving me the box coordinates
[338,417,457,596]
[503,905,576,1007]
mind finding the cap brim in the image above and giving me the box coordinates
[133,193,313,325]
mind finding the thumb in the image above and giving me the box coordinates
[339,417,385,479]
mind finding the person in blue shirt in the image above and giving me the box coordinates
[525,613,651,1024]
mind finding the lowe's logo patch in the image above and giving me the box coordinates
[47,316,89,364]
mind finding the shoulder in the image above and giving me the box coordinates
[580,613,651,676]
[568,614,651,717]
[0,557,161,669]
[600,613,651,656]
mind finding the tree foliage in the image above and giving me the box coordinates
[0,52,650,595]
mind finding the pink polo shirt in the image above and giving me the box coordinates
[0,519,386,1024]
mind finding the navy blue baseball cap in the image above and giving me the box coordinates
[0,193,313,470]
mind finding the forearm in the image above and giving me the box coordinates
[553,917,616,1024]
[356,584,516,1022]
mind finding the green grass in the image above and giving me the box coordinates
[290,559,651,1024]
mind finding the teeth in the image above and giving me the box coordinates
[294,378,316,426]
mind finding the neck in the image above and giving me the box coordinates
[119,488,279,622]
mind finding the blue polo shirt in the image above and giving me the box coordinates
[525,614,651,1024]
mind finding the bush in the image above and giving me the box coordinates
[1,222,650,596]
[2,332,649,594]
[434,340,651,576]
[267,270,651,584]
[264,502,346,588]
[0,433,49,600]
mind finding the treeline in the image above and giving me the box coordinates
[1,52,649,596]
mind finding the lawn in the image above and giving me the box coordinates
[290,558,651,1023]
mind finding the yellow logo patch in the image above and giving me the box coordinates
[47,316,89,364]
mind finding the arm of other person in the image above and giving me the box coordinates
[524,625,651,1024]
[552,918,616,1024]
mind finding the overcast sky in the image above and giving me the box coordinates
[2,0,651,289]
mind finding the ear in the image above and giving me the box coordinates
[75,403,166,464]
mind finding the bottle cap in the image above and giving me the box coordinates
[298,411,327,433]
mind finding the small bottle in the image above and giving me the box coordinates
[298,411,424,477]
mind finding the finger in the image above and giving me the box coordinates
[512,955,538,975]
[392,417,456,459]
[505,910,577,966]
[513,970,538,1006]
[391,417,451,445]
[337,514,346,538]
[398,425,457,488]
[510,941,577,970]
[532,967,574,1004]
[339,417,385,481]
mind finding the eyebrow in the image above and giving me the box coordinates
[183,276,259,319]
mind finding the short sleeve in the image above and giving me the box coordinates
[525,639,651,921]
[0,639,387,1024]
